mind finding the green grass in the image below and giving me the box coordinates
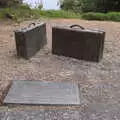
[0,6,81,22]
[0,6,42,22]
[82,12,120,22]
[0,5,120,22]
[38,10,81,18]
[106,12,120,21]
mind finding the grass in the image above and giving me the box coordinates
[0,6,41,22]
[38,10,81,19]
[0,5,81,22]
[82,12,120,22]
[0,5,120,22]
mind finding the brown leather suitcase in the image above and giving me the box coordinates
[15,22,47,59]
[52,25,105,62]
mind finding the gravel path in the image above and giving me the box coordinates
[0,19,120,119]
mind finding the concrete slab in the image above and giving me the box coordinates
[4,80,80,105]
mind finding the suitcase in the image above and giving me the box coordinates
[52,25,105,62]
[15,22,47,59]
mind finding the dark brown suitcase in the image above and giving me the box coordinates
[15,22,47,59]
[52,25,105,62]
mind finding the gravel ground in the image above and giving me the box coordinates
[0,19,120,119]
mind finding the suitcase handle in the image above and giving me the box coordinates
[70,25,85,30]
[28,23,36,28]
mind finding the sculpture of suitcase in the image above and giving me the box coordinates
[15,22,47,59]
[52,25,105,62]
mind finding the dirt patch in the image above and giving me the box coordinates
[0,80,12,105]
[0,19,120,110]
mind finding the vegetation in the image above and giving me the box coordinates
[82,12,120,22]
[0,0,22,7]
[60,0,120,21]
[0,5,81,22]
[0,6,38,21]
[0,0,120,22]
[38,10,81,18]
[61,0,120,13]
